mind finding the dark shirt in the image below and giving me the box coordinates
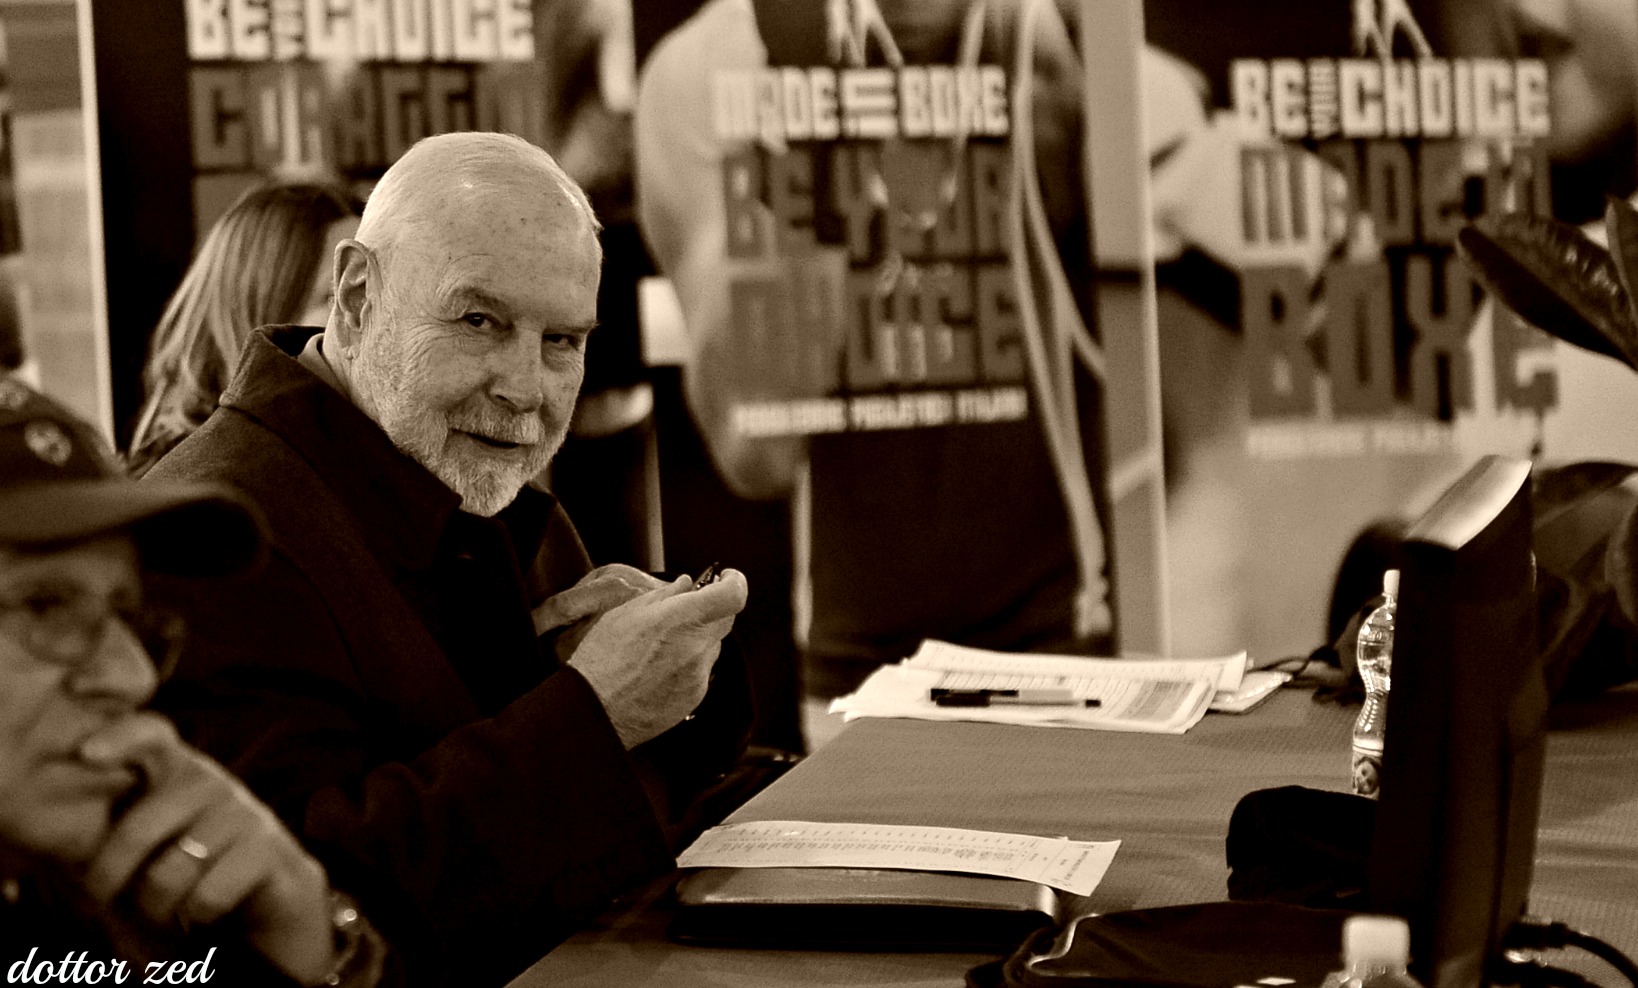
[807,422,1086,672]
[145,327,749,987]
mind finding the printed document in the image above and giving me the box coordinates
[828,640,1250,734]
[678,820,1120,897]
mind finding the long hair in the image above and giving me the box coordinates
[127,182,354,474]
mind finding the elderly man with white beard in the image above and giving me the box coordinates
[144,132,753,988]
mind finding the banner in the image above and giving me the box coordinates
[92,0,548,438]
[180,0,544,231]
[634,0,1116,686]
[1144,0,1638,658]
[699,38,1027,438]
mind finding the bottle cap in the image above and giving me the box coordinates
[1382,569,1401,597]
[1343,915,1411,967]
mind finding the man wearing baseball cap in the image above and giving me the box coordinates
[0,375,263,572]
[0,374,388,987]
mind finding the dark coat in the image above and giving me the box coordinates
[146,327,750,986]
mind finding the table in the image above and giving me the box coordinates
[512,685,1638,987]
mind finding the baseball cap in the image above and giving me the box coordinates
[0,374,265,576]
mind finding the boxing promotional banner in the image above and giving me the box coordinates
[1144,0,1637,661]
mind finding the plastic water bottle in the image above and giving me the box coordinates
[1351,569,1398,799]
[1319,915,1424,988]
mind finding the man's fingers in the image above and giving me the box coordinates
[715,568,748,604]
[604,569,745,635]
[534,569,674,634]
[178,836,266,927]
[134,836,215,925]
[83,782,208,904]
[601,575,692,614]
[83,804,205,907]
[577,571,740,646]
[585,563,666,592]
[535,583,621,629]
[534,581,629,633]
[77,712,185,781]
[156,796,256,920]
[654,568,748,625]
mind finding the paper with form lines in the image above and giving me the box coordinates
[677,820,1120,897]
[907,639,1248,693]
[828,640,1236,734]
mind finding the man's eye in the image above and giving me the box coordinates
[543,334,584,351]
[16,588,78,625]
[13,586,81,632]
[462,313,492,329]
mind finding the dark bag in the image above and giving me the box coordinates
[964,787,1371,988]
[966,901,1350,988]
[1224,786,1374,910]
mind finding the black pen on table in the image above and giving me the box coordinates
[930,688,1101,709]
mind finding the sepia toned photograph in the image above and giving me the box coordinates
[1,1,1635,986]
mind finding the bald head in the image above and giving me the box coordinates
[356,132,601,264]
[326,131,604,517]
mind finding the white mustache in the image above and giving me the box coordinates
[449,413,545,445]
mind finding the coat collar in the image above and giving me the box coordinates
[218,326,557,573]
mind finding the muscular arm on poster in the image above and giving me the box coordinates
[635,3,808,500]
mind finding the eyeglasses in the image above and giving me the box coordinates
[0,584,186,682]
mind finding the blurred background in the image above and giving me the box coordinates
[6,0,1635,751]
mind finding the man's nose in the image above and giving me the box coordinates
[69,619,158,709]
[488,328,547,414]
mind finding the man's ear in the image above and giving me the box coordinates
[332,239,374,353]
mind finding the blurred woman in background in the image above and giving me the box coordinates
[127,183,357,475]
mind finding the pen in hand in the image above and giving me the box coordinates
[930,688,1101,709]
[692,561,722,589]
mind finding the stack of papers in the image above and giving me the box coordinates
[829,640,1258,735]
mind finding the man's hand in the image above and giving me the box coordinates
[78,714,338,986]
[533,563,668,634]
[566,569,748,749]
[533,563,671,660]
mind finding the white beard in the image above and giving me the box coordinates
[352,333,565,517]
[432,412,563,517]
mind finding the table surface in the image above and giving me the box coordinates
[512,685,1638,987]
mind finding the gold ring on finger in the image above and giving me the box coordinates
[175,835,212,864]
